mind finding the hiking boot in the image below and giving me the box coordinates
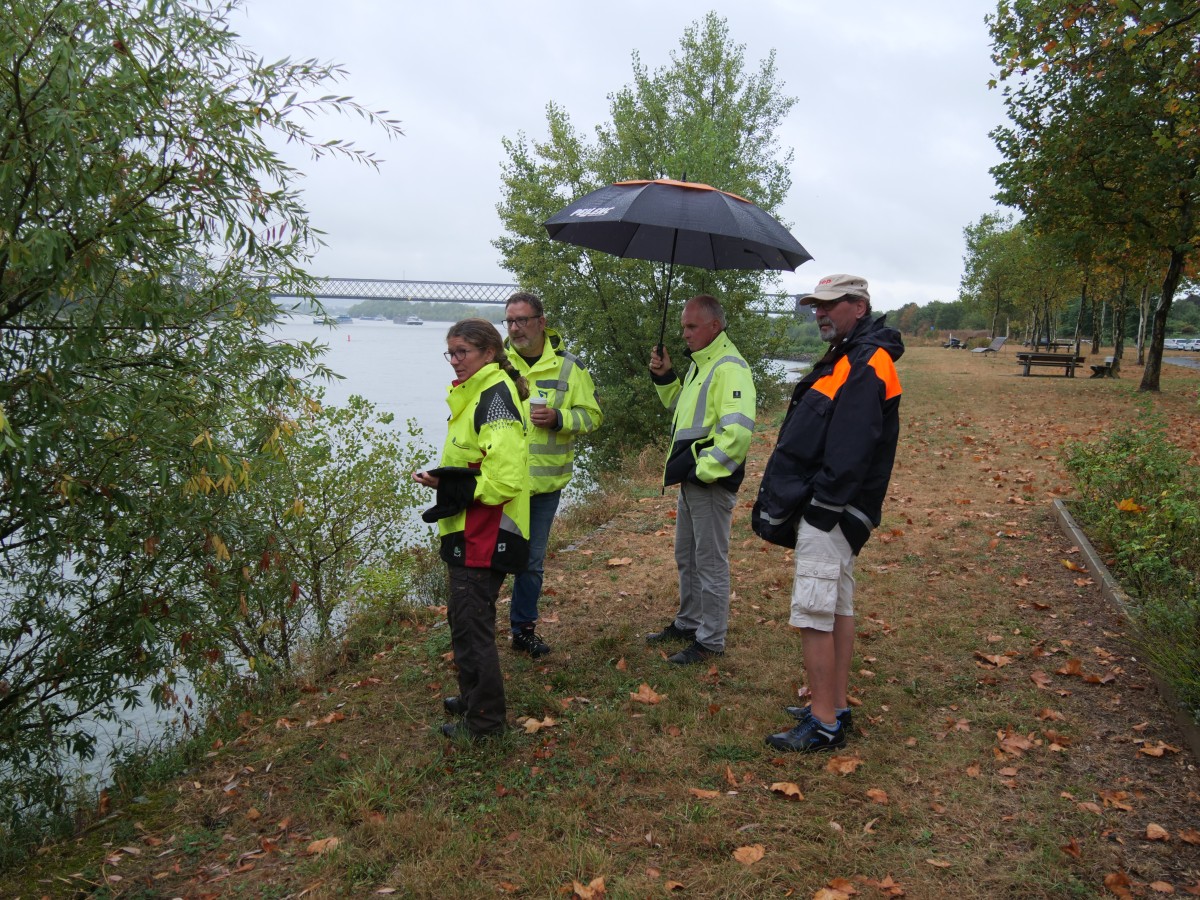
[645,622,697,644]
[512,629,551,658]
[443,696,467,716]
[785,704,854,734]
[765,715,847,753]
[667,640,723,666]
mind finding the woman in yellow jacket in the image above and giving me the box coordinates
[414,318,530,740]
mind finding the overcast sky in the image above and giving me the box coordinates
[236,1,1009,313]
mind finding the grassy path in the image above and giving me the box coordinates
[6,346,1200,898]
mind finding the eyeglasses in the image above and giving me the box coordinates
[503,316,539,329]
[810,298,850,314]
[443,347,477,362]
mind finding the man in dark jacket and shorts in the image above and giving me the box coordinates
[753,274,903,752]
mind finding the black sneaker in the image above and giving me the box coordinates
[785,704,854,734]
[443,696,467,716]
[765,716,847,753]
[512,629,551,658]
[645,622,697,644]
[440,722,504,742]
[667,640,723,666]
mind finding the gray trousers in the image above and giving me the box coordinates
[673,481,737,652]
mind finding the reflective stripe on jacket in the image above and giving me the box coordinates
[436,363,530,573]
[505,329,603,494]
[651,330,756,492]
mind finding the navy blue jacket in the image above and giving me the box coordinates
[752,315,903,553]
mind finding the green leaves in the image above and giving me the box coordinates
[494,12,797,465]
[0,0,403,845]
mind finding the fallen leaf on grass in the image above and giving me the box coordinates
[1061,559,1088,573]
[570,876,606,898]
[866,788,889,805]
[825,755,863,775]
[520,716,558,734]
[305,711,345,728]
[629,683,665,705]
[926,858,952,868]
[814,889,854,900]
[1180,828,1200,845]
[1138,740,1182,758]
[1146,823,1170,841]
[1104,871,1134,899]
[606,557,632,567]
[306,836,340,856]
[974,651,1011,668]
[1030,671,1053,689]
[1035,708,1064,721]
[665,881,685,892]
[1099,790,1133,811]
[687,788,722,800]
[769,782,804,801]
[1060,837,1082,858]
[732,844,764,866]
[1148,881,1175,894]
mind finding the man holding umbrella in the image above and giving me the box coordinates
[646,294,756,665]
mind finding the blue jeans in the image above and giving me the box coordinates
[510,489,561,634]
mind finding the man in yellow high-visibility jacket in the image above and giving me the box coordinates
[503,292,603,657]
[647,294,756,665]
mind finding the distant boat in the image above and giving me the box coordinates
[405,315,424,326]
[335,314,352,324]
[312,316,323,324]
[360,314,384,321]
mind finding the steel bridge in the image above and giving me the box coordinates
[274,277,519,305]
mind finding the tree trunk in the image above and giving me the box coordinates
[1135,279,1150,366]
[1139,247,1186,392]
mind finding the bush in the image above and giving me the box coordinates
[1065,413,1200,721]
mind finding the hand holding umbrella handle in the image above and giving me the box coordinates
[650,345,672,376]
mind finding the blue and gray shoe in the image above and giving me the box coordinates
[785,704,854,734]
[766,715,847,753]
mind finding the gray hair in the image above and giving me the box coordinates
[687,294,726,330]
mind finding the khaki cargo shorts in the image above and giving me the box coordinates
[789,521,856,632]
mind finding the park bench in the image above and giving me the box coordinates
[1089,356,1117,379]
[972,336,1008,354]
[1015,351,1085,377]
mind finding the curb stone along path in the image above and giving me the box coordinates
[1053,499,1200,763]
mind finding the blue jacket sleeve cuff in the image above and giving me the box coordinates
[802,504,841,532]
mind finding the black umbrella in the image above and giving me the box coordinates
[544,178,811,348]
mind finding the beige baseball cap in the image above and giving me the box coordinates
[797,273,870,304]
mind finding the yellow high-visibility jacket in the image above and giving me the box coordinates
[505,329,603,495]
[651,330,756,492]
[436,363,530,572]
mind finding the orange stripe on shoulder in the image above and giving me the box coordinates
[812,357,851,400]
[868,348,902,399]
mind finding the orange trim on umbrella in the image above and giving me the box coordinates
[612,178,751,204]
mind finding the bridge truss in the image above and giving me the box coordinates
[275,277,519,305]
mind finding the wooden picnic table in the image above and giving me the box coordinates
[1015,351,1085,377]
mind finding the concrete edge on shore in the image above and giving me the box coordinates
[1052,499,1200,766]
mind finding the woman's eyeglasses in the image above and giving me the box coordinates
[443,347,476,362]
